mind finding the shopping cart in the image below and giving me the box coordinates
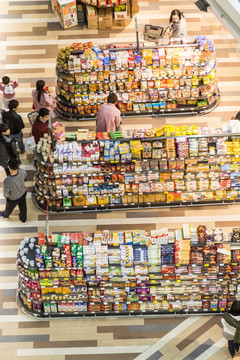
[143,24,171,43]
[27,111,38,127]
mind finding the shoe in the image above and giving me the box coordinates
[0,211,9,220]
[20,150,25,154]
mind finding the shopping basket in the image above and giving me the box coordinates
[27,111,38,127]
[143,24,171,43]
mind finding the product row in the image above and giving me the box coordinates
[56,82,217,106]
[37,136,240,164]
[56,97,217,116]
[57,66,216,87]
[57,38,214,73]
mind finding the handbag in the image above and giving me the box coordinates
[25,136,36,152]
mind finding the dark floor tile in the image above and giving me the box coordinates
[19,321,50,328]
[9,1,49,5]
[0,335,49,342]
[34,340,97,348]
[0,227,37,233]
[0,270,18,276]
[147,351,163,360]
[182,339,214,360]
[0,309,19,315]
[66,355,139,360]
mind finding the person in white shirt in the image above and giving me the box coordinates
[169,9,187,38]
[222,301,240,359]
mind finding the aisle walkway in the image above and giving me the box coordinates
[0,0,240,359]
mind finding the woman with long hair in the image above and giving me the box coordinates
[222,300,240,359]
[169,9,187,38]
[32,80,56,118]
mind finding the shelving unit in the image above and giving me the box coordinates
[55,37,219,121]
[17,226,240,318]
[33,130,240,213]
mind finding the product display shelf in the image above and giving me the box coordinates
[33,131,240,213]
[55,37,220,121]
[16,226,240,318]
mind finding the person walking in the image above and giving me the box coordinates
[169,9,187,38]
[0,76,19,110]
[0,158,27,224]
[2,99,25,154]
[32,108,50,144]
[221,300,240,359]
[0,123,19,175]
[32,80,56,118]
[96,93,121,133]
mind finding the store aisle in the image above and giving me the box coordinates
[1,0,240,359]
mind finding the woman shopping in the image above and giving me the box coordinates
[169,9,187,38]
[222,301,240,359]
[32,80,56,119]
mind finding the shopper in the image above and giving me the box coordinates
[32,80,56,118]
[0,158,27,224]
[222,301,240,359]
[2,99,25,154]
[169,9,187,38]
[0,76,19,110]
[0,123,19,175]
[32,108,49,144]
[96,93,121,133]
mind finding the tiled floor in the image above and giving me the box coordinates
[1,0,240,359]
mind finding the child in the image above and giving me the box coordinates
[0,76,19,110]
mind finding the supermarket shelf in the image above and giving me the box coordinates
[32,189,240,213]
[17,292,228,319]
[55,96,220,121]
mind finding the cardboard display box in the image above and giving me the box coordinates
[51,0,78,29]
[98,7,113,29]
[113,18,131,27]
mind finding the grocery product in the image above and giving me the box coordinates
[55,36,219,119]
[17,225,240,318]
[33,126,240,212]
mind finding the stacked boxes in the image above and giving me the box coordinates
[86,6,99,29]
[99,8,113,29]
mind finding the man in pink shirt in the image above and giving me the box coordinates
[96,93,121,133]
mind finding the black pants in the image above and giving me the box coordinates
[228,340,240,357]
[2,192,27,222]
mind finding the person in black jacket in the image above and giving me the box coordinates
[2,99,25,153]
[0,123,19,175]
